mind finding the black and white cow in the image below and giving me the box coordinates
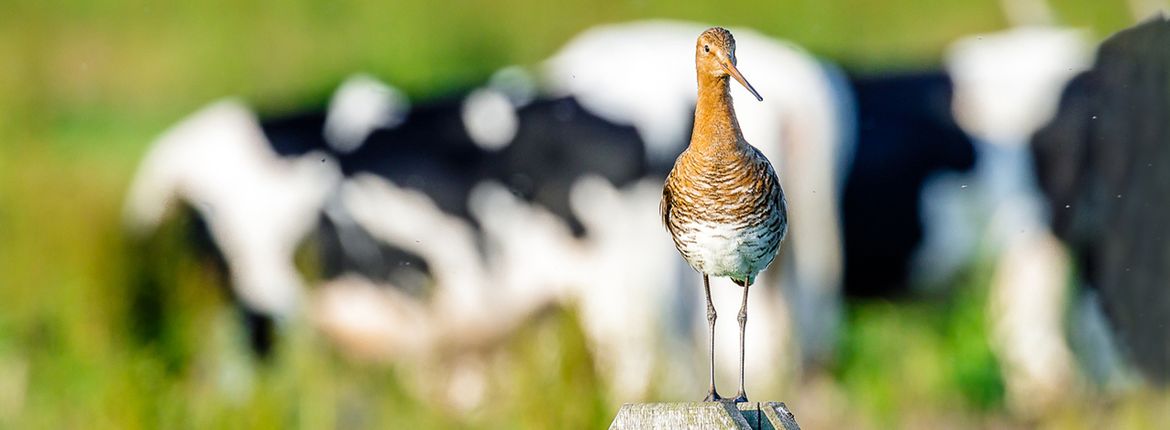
[124,71,652,314]
[123,71,671,405]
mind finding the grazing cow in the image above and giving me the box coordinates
[1033,15,1170,387]
[123,70,677,404]
[123,74,648,326]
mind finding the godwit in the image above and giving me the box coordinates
[660,27,787,402]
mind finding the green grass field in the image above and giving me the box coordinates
[1,0,1166,427]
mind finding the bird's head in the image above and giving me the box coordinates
[695,27,762,101]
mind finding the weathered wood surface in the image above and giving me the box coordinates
[740,402,801,430]
[608,402,800,430]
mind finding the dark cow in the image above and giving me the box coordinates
[1032,15,1170,384]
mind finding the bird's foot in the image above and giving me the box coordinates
[732,392,748,403]
[703,391,723,402]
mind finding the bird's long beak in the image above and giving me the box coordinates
[722,58,763,102]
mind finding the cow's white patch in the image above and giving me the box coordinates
[462,88,518,151]
[324,74,410,153]
[946,27,1091,146]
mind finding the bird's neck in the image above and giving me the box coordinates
[690,74,744,154]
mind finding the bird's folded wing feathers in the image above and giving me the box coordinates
[659,185,673,228]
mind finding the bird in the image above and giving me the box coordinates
[660,27,787,403]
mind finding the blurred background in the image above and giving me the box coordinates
[3,0,1170,428]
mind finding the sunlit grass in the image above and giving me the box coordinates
[834,263,1006,428]
[2,0,1167,427]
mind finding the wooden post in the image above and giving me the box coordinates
[608,401,800,430]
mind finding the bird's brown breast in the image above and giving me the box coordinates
[660,142,787,281]
[662,144,784,229]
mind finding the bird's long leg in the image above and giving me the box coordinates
[703,275,722,401]
[734,283,750,403]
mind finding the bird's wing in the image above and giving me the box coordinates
[761,154,788,242]
[659,183,673,228]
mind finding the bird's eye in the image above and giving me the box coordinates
[704,44,710,53]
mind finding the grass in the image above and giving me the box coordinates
[1,0,1167,427]
[834,264,1006,428]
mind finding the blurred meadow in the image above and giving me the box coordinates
[1,0,1168,428]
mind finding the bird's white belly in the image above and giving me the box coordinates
[677,222,774,279]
